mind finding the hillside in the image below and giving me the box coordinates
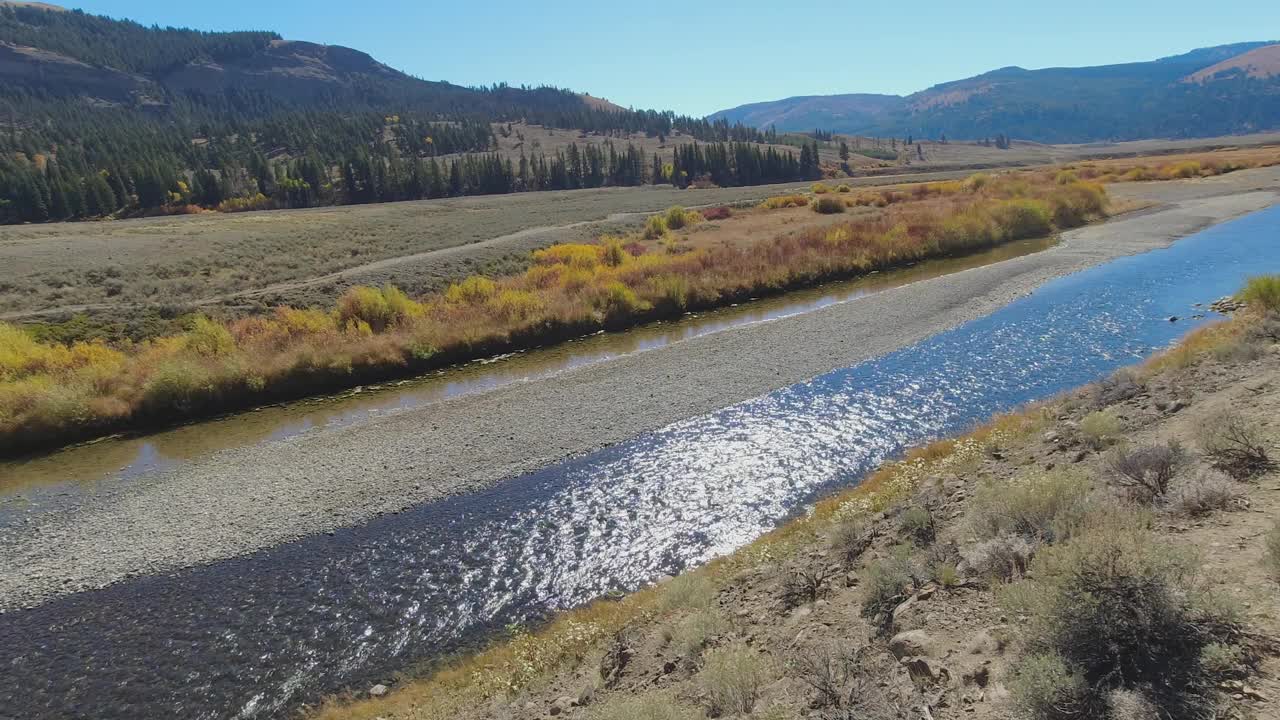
[0,4,796,225]
[711,42,1280,143]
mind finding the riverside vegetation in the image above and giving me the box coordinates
[313,276,1280,720]
[0,170,1109,455]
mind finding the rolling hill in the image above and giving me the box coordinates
[711,42,1280,143]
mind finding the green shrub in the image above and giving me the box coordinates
[969,470,1092,544]
[992,198,1053,240]
[1241,274,1280,314]
[811,196,846,214]
[589,694,701,720]
[860,544,924,631]
[1080,409,1123,449]
[1010,526,1232,718]
[660,574,716,612]
[698,643,771,716]
[1009,652,1091,720]
[835,183,853,193]
[670,608,730,659]
[898,506,936,546]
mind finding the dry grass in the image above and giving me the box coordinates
[0,173,1108,454]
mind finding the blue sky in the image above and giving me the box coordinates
[69,1,1279,117]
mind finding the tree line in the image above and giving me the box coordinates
[0,137,813,223]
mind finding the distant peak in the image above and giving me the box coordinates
[0,1,68,9]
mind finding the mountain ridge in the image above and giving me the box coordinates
[711,42,1280,142]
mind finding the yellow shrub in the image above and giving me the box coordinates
[488,289,544,321]
[184,316,235,356]
[811,182,832,194]
[663,206,701,231]
[601,237,631,268]
[1164,161,1203,179]
[533,244,600,269]
[444,276,498,305]
[643,214,668,239]
[758,194,809,209]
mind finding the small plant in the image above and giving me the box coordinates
[589,694,701,720]
[1241,274,1280,314]
[1009,653,1091,720]
[811,196,846,214]
[835,183,852,193]
[933,562,959,588]
[1105,440,1188,502]
[670,608,730,660]
[830,517,876,568]
[811,182,832,194]
[1167,470,1239,517]
[1196,411,1273,479]
[898,505,936,546]
[660,574,716,612]
[1079,409,1123,449]
[698,643,771,716]
[788,641,891,717]
[969,470,1092,544]
[860,544,924,632]
[780,564,833,609]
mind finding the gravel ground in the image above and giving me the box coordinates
[2,169,1278,611]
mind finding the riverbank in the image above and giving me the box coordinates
[0,172,1109,456]
[1,168,1276,612]
[315,291,1280,720]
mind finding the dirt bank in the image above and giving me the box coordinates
[1,168,1277,611]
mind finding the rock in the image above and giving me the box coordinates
[575,684,595,707]
[1243,685,1268,701]
[1042,431,1060,444]
[965,626,1010,656]
[902,656,949,686]
[1071,450,1089,463]
[916,585,936,601]
[1168,316,1179,323]
[890,630,935,659]
[369,684,388,697]
[1167,399,1186,414]
[549,696,575,715]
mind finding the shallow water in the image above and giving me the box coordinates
[2,207,1279,720]
[0,236,1053,518]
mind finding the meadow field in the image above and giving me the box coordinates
[5,132,1278,338]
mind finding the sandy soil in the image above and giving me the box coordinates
[1,168,1277,611]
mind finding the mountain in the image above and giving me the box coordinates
[710,42,1280,143]
[0,3,791,225]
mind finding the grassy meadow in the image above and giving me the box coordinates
[0,170,1109,454]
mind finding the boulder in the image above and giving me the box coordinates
[890,630,935,659]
